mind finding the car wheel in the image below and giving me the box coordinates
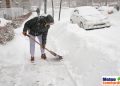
[80,22,84,29]
[70,19,73,23]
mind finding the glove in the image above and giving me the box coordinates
[22,32,27,36]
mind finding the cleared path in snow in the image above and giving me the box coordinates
[0,26,77,86]
[16,58,77,86]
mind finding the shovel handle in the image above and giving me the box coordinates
[26,35,54,54]
[26,34,62,58]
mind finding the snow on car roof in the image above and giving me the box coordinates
[76,6,101,16]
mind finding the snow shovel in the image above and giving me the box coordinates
[27,35,63,60]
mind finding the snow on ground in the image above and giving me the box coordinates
[0,8,120,86]
[47,9,120,86]
[0,18,11,26]
[0,11,78,86]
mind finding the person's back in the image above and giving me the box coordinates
[23,16,48,36]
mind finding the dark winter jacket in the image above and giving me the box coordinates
[23,16,50,44]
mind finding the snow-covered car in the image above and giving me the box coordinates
[98,6,116,14]
[70,6,111,30]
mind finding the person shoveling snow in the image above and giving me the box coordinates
[22,13,54,62]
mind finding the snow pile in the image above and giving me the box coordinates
[47,21,120,86]
[0,12,33,44]
[0,12,36,65]
[109,11,120,23]
[0,18,11,26]
[0,18,14,44]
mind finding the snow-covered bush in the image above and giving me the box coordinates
[12,12,32,28]
[0,23,14,44]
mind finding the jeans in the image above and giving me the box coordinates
[29,35,45,57]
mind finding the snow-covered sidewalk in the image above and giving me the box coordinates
[0,20,77,86]
[18,59,77,86]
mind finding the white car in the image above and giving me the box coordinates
[70,6,111,30]
[98,6,116,14]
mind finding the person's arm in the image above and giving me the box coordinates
[23,22,29,36]
[42,30,48,48]
[23,17,37,36]
[23,21,30,33]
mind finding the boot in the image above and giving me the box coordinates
[41,54,47,60]
[31,56,34,62]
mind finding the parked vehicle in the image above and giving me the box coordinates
[98,6,116,14]
[70,6,111,30]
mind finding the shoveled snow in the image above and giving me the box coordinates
[0,18,11,26]
[0,8,120,86]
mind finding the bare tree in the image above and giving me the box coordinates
[51,0,54,18]
[105,0,108,6]
[69,0,71,7]
[44,0,47,14]
[58,0,62,21]
[6,0,11,8]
